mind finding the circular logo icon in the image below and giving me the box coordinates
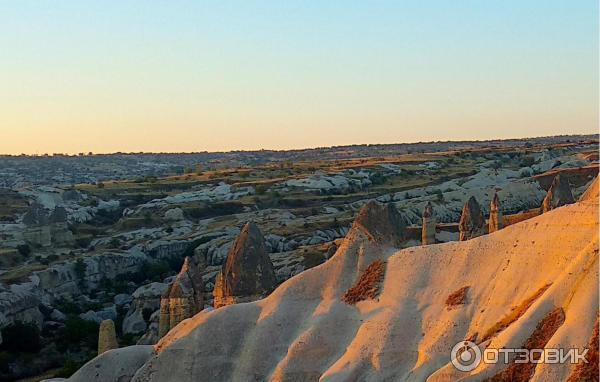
[451,341,482,372]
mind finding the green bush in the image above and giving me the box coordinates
[61,316,99,350]
[520,156,536,167]
[16,244,31,257]
[141,261,171,281]
[0,321,41,353]
[255,184,269,195]
[520,168,532,178]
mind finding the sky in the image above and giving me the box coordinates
[0,1,597,154]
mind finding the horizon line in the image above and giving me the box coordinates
[2,132,597,157]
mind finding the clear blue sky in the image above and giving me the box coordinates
[0,1,597,154]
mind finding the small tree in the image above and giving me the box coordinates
[16,244,31,257]
[520,156,535,167]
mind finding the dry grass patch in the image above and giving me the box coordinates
[486,307,565,382]
[445,286,469,309]
[342,260,386,305]
[480,283,552,343]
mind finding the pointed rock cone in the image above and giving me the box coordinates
[488,193,503,233]
[98,319,118,355]
[542,174,575,213]
[421,202,436,245]
[158,256,204,338]
[213,222,277,308]
[351,201,407,246]
[579,176,598,202]
[459,196,486,241]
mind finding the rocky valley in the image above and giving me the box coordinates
[0,136,597,381]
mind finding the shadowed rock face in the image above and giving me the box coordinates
[22,204,74,247]
[459,196,486,241]
[158,257,204,338]
[22,203,48,226]
[49,206,68,223]
[213,222,277,308]
[542,174,575,212]
[488,193,503,233]
[351,201,407,246]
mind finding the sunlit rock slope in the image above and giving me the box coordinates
[65,180,599,382]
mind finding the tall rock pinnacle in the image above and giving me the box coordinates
[488,193,503,233]
[98,319,118,355]
[421,202,436,245]
[213,222,277,309]
[459,196,486,241]
[542,174,575,213]
[158,257,204,338]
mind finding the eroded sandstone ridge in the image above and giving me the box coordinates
[60,178,599,382]
[459,196,486,241]
[158,257,204,338]
[541,174,574,212]
[488,193,503,233]
[97,319,118,355]
[213,222,277,308]
[421,201,436,245]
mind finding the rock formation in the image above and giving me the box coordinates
[22,203,51,247]
[61,345,155,382]
[458,196,486,241]
[541,174,575,212]
[123,282,167,335]
[62,188,83,202]
[137,310,160,345]
[421,202,436,245]
[158,257,204,338]
[97,319,118,355]
[488,193,503,233]
[350,201,407,246]
[79,186,597,382]
[213,222,277,309]
[48,206,74,245]
[22,204,73,247]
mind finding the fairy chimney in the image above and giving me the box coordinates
[542,174,575,213]
[158,257,204,338]
[459,196,486,241]
[350,201,407,247]
[421,202,436,245]
[98,319,118,355]
[213,222,277,309]
[488,193,503,233]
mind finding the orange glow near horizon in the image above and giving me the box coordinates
[0,1,597,155]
